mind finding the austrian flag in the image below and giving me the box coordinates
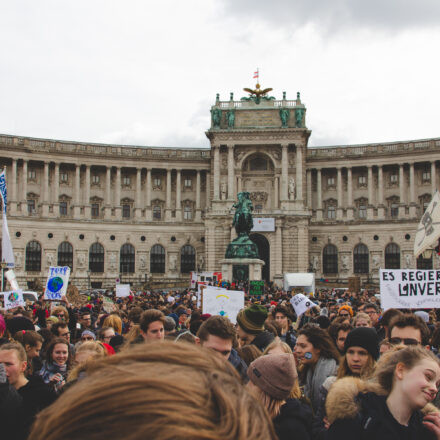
[253,69,259,79]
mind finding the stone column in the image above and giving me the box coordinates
[145,168,152,221]
[41,162,49,217]
[306,170,312,210]
[72,164,81,218]
[336,167,343,219]
[316,168,323,220]
[135,168,142,219]
[367,165,374,220]
[21,160,28,215]
[205,172,211,208]
[175,169,182,221]
[53,163,59,217]
[165,169,172,221]
[275,220,283,275]
[281,144,288,201]
[398,164,406,218]
[296,145,303,201]
[432,161,437,194]
[346,167,353,220]
[213,146,220,200]
[10,159,17,213]
[274,176,279,209]
[195,170,201,221]
[377,165,385,219]
[409,162,417,217]
[113,167,121,219]
[227,145,235,200]
[84,165,91,218]
[104,166,112,219]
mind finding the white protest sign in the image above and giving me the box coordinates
[5,269,19,291]
[252,217,275,232]
[102,296,117,313]
[116,284,131,297]
[202,288,244,324]
[44,266,70,300]
[414,190,440,258]
[290,294,317,316]
[198,285,225,308]
[3,290,25,310]
[380,269,440,310]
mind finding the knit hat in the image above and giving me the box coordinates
[248,353,297,400]
[7,317,34,335]
[344,327,379,360]
[81,330,96,340]
[338,305,353,317]
[236,305,268,335]
[46,316,59,325]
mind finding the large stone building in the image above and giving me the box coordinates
[1,87,439,289]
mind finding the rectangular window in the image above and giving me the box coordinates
[154,178,161,187]
[27,199,36,214]
[391,203,399,218]
[59,201,68,216]
[153,206,161,220]
[422,171,431,182]
[60,172,68,182]
[390,174,398,183]
[327,177,335,186]
[327,206,336,219]
[28,169,36,180]
[91,203,100,218]
[92,175,100,184]
[358,176,366,185]
[359,205,367,218]
[122,205,131,218]
[123,176,131,186]
[184,178,192,188]
[184,206,192,220]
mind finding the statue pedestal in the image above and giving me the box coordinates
[220,258,265,282]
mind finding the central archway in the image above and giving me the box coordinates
[250,233,270,282]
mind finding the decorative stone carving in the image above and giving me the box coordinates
[46,252,54,267]
[169,254,178,272]
[198,254,205,271]
[288,178,296,200]
[139,254,147,270]
[405,253,413,268]
[341,254,350,272]
[77,253,86,269]
[310,255,319,272]
[14,252,22,269]
[372,254,381,270]
[220,182,227,200]
[250,192,268,203]
[109,253,117,271]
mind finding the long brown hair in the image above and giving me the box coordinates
[29,341,277,440]
[336,353,376,379]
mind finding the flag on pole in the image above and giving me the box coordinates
[0,170,15,268]
[253,68,259,80]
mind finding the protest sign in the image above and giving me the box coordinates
[249,280,264,295]
[380,269,440,309]
[3,290,25,310]
[44,266,70,300]
[197,284,225,308]
[102,296,117,313]
[290,293,317,316]
[202,288,244,324]
[116,284,131,297]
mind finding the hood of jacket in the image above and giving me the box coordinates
[251,330,275,352]
[276,398,313,425]
[326,377,439,425]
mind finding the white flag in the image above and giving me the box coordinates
[0,170,15,268]
[414,190,440,258]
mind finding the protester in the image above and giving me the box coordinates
[388,313,431,348]
[273,305,297,350]
[326,345,440,439]
[352,312,371,328]
[12,330,43,375]
[98,326,115,344]
[137,309,165,343]
[247,353,312,440]
[29,342,277,440]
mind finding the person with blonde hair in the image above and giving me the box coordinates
[352,312,372,328]
[326,345,440,439]
[29,341,277,440]
[102,314,122,335]
[247,353,313,440]
[68,341,107,382]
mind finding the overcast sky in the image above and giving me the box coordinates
[1,0,439,149]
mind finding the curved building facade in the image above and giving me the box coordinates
[0,90,439,289]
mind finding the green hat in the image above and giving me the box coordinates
[236,305,268,335]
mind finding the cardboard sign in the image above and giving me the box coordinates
[380,269,440,310]
[3,290,25,310]
[44,266,70,300]
[202,288,244,324]
[102,296,117,313]
[290,294,317,317]
[249,280,264,295]
[116,284,131,297]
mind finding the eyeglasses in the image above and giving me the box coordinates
[60,332,70,337]
[389,337,420,346]
[55,314,65,318]
[365,311,377,315]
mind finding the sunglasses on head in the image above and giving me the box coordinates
[389,337,419,346]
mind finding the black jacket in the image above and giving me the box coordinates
[228,348,248,383]
[251,330,275,352]
[0,381,22,440]
[326,379,437,440]
[274,398,313,440]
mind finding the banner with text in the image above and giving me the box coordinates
[252,218,275,232]
[116,284,131,297]
[44,266,70,300]
[3,290,25,310]
[290,293,317,316]
[380,269,440,309]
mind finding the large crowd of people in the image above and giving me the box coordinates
[2,284,440,439]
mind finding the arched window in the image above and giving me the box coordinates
[25,241,41,272]
[120,243,135,274]
[417,253,433,270]
[353,243,369,274]
[180,245,195,273]
[57,242,73,270]
[385,243,400,269]
[89,243,104,273]
[323,244,338,274]
[150,245,165,273]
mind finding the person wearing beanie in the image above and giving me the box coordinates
[338,305,353,319]
[247,353,313,440]
[6,317,35,337]
[312,327,379,440]
[236,304,274,351]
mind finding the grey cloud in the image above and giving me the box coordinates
[221,0,440,32]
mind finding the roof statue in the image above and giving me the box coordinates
[241,83,275,105]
